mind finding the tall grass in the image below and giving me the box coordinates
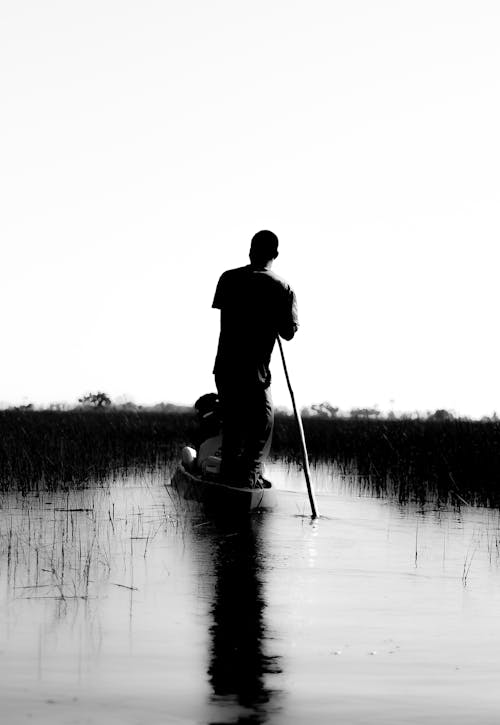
[0,409,196,492]
[273,415,500,507]
[2,410,500,507]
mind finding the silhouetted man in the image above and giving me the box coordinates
[212,230,298,487]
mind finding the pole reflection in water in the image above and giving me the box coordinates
[192,514,283,724]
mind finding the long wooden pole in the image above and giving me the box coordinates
[277,337,319,519]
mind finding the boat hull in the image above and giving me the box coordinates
[171,465,277,512]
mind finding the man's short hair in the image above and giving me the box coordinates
[250,230,279,261]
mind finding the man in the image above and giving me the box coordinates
[212,230,298,487]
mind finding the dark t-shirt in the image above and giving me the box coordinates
[212,264,299,387]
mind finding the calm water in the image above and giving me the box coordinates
[2,461,500,724]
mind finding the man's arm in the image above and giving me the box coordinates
[278,287,299,341]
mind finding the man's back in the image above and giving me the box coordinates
[212,264,298,386]
[212,230,298,486]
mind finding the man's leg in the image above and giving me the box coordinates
[215,378,243,483]
[241,385,274,485]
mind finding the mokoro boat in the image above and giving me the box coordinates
[171,464,277,512]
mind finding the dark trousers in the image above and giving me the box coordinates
[215,376,274,485]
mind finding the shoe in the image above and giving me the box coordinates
[221,476,263,490]
[244,474,265,489]
[221,469,265,489]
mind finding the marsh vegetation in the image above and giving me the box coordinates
[0,409,191,492]
[2,409,500,723]
[274,415,500,507]
[2,409,499,508]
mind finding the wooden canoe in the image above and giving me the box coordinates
[170,464,277,513]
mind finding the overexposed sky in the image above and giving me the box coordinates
[1,0,499,417]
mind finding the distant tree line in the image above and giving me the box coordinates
[298,402,497,422]
[7,393,191,414]
[4,393,498,423]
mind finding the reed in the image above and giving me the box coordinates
[0,409,197,492]
[2,410,500,507]
[273,415,500,507]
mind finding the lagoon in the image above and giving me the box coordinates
[2,461,500,724]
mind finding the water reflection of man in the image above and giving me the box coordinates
[193,517,282,723]
[212,230,299,487]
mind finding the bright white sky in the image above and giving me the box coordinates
[1,0,499,417]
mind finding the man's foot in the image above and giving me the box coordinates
[242,473,265,489]
[221,475,264,489]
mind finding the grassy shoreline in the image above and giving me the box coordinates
[0,409,195,491]
[1,410,499,506]
[278,416,500,507]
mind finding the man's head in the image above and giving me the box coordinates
[249,230,279,267]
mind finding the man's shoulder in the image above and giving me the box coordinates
[218,265,250,280]
[229,265,292,285]
[214,265,295,306]
[213,266,249,309]
[262,268,294,293]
